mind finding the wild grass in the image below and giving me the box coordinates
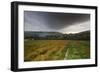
[24,40,90,62]
[65,40,90,59]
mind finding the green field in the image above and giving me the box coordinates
[24,40,90,62]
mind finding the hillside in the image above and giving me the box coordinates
[24,31,90,40]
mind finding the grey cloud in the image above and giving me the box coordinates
[24,11,90,32]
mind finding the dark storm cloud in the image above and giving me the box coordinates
[43,12,90,29]
[24,11,90,32]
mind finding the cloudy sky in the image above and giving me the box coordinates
[24,11,90,34]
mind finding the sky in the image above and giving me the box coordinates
[24,11,90,34]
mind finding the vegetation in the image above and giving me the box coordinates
[24,31,90,61]
[24,31,90,40]
[24,40,90,62]
[64,40,90,59]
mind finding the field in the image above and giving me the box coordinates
[24,40,90,62]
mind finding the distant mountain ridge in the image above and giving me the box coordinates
[24,31,62,37]
[24,30,90,40]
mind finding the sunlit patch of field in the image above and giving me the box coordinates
[24,40,90,62]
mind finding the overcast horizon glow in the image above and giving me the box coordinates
[24,11,90,34]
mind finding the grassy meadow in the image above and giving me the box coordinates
[24,40,90,62]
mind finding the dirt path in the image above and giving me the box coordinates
[64,48,69,60]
